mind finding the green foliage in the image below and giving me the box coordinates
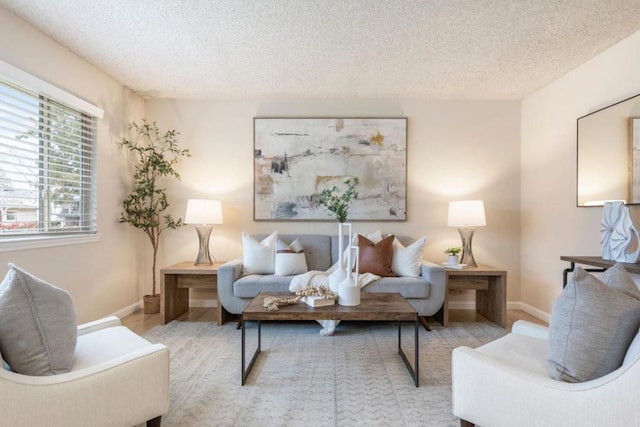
[444,247,462,256]
[119,120,190,295]
[317,177,359,223]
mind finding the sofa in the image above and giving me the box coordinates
[218,233,446,323]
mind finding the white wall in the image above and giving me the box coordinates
[0,8,146,323]
[147,99,522,306]
[521,30,640,316]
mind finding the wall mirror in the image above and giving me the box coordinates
[577,93,640,206]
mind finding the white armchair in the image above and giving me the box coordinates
[0,316,169,427]
[452,320,640,427]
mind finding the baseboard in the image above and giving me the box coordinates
[448,300,550,323]
[189,299,218,308]
[111,300,143,319]
[507,301,551,323]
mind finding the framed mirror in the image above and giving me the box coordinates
[577,93,640,206]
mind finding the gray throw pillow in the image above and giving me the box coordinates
[0,263,77,375]
[600,263,640,300]
[548,266,640,382]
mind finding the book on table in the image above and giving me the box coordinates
[301,296,335,307]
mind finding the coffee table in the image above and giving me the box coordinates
[241,292,419,386]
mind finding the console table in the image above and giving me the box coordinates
[160,261,225,325]
[560,256,640,288]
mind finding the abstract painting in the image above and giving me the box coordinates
[254,117,407,221]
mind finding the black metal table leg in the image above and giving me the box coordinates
[241,318,261,385]
[397,315,419,387]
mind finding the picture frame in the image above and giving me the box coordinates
[254,117,407,221]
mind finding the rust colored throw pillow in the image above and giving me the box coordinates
[357,234,395,277]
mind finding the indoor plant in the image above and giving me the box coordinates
[317,177,359,294]
[444,246,462,265]
[119,120,190,313]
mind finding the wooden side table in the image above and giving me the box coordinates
[160,261,225,326]
[438,264,507,328]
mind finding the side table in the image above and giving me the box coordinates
[160,261,226,326]
[437,264,507,328]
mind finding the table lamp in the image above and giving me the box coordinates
[184,199,223,265]
[447,200,486,267]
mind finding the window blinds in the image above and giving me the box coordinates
[0,77,99,236]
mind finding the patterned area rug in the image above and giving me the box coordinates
[143,320,507,427]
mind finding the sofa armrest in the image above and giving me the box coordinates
[421,260,446,308]
[217,258,243,310]
[512,320,550,340]
[77,316,122,336]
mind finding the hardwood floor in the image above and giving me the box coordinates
[121,307,547,336]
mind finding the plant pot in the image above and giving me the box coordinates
[143,294,160,314]
[448,255,460,265]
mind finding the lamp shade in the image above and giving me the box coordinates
[447,200,486,227]
[184,199,223,225]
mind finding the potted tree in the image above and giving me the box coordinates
[119,120,190,314]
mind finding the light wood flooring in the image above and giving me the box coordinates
[122,307,547,336]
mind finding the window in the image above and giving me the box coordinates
[0,63,102,239]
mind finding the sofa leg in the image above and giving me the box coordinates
[419,316,431,331]
[147,416,162,427]
[460,419,475,427]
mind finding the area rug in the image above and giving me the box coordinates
[143,320,507,427]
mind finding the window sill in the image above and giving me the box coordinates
[0,233,101,253]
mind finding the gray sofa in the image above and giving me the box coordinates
[218,234,447,324]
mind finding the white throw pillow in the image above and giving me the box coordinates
[275,238,308,276]
[392,237,426,277]
[242,231,278,275]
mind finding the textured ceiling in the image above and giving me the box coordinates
[2,0,640,100]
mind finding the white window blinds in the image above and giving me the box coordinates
[0,73,100,237]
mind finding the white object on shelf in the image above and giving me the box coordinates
[441,262,469,270]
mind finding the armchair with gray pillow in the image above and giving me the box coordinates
[0,263,170,427]
[452,264,640,426]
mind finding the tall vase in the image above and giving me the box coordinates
[329,222,350,293]
[339,245,360,306]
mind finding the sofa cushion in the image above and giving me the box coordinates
[358,234,395,277]
[233,275,293,298]
[0,263,77,376]
[242,231,278,275]
[547,266,640,382]
[392,237,425,277]
[363,276,430,299]
[275,238,308,276]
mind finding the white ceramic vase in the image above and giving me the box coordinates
[338,245,360,306]
[448,255,460,265]
[329,222,350,293]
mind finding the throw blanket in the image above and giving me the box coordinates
[289,265,380,336]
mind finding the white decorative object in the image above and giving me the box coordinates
[329,223,351,293]
[338,245,360,306]
[448,255,460,265]
[601,201,640,262]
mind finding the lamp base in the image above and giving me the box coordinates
[194,226,214,265]
[457,227,478,268]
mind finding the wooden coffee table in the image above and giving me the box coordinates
[241,292,419,387]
